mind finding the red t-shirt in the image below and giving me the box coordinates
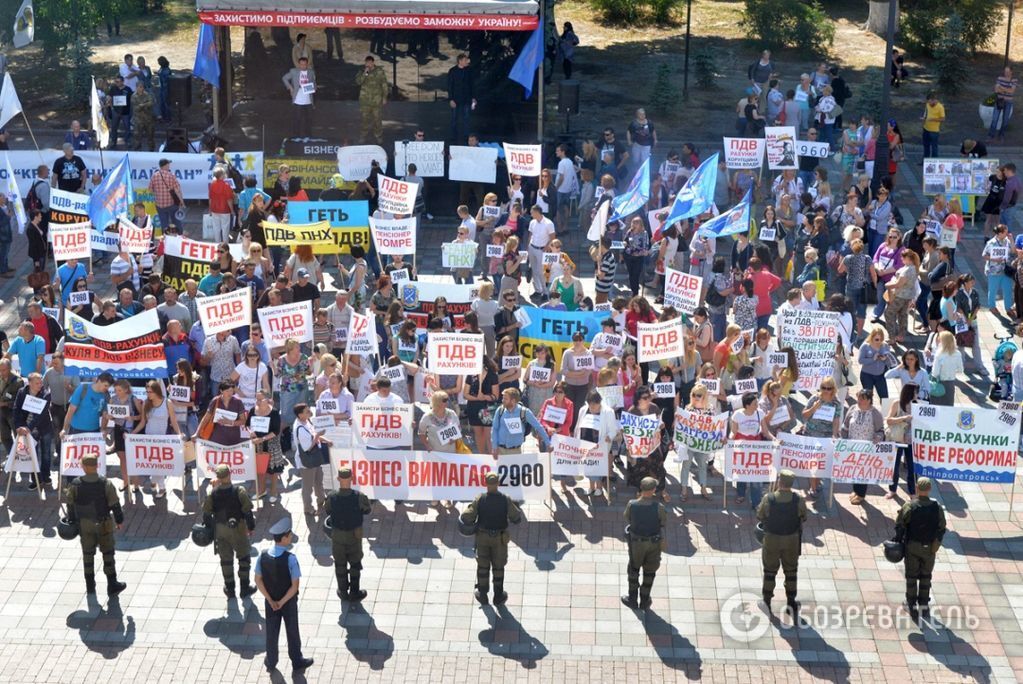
[625,310,656,338]
[31,315,50,352]
[749,270,781,316]
[208,180,235,215]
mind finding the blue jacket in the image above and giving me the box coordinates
[491,403,549,450]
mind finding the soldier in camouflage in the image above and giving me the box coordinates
[132,81,156,151]
[356,55,389,145]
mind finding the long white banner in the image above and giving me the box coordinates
[911,403,1019,483]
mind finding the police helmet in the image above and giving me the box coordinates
[57,516,79,541]
[322,516,334,536]
[458,519,478,537]
[190,521,214,547]
[882,539,905,563]
[754,521,766,545]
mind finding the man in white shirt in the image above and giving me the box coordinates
[326,290,354,356]
[527,205,556,299]
[554,144,579,234]
[363,376,402,408]
[282,57,315,138]
[796,281,820,310]
[110,249,140,292]
[119,54,141,92]
[457,204,477,242]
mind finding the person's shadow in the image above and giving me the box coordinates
[772,611,851,683]
[909,623,992,683]
[639,608,702,678]
[65,594,135,658]
[338,602,394,670]
[477,604,548,668]
[202,598,265,658]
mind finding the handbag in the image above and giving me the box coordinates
[202,214,216,241]
[928,372,946,398]
[478,403,500,426]
[956,327,976,347]
[27,270,50,291]
[454,438,472,454]
[295,426,322,468]
[891,144,906,163]
[196,397,218,441]
[814,279,827,301]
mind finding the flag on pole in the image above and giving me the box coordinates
[697,188,752,238]
[193,23,220,87]
[665,153,719,227]
[90,77,109,149]
[4,154,27,234]
[0,72,23,130]
[586,196,610,242]
[87,155,134,232]
[508,25,544,98]
[608,159,650,222]
[12,0,33,48]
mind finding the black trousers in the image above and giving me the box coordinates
[264,597,303,669]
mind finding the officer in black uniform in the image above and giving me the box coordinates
[622,476,667,609]
[327,466,372,602]
[202,464,256,598]
[460,471,522,605]
[255,518,314,674]
[65,454,127,595]
[895,477,946,616]
[756,469,807,613]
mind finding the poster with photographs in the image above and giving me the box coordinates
[922,158,999,195]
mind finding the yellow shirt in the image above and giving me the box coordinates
[923,102,944,133]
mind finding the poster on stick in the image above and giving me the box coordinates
[196,439,256,482]
[775,432,832,479]
[830,439,896,485]
[620,412,661,458]
[549,435,605,478]
[197,287,253,335]
[911,404,1019,483]
[427,332,484,375]
[60,433,107,477]
[125,434,185,477]
[636,319,684,363]
[662,267,702,315]
[723,440,777,482]
[257,300,314,348]
[376,175,418,215]
[673,409,728,454]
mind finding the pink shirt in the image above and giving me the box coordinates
[749,270,782,316]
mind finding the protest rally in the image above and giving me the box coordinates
[0,0,1020,680]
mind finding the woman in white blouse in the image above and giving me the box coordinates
[929,331,963,406]
[573,390,621,498]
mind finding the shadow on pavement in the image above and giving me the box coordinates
[478,604,548,668]
[65,594,136,659]
[338,602,394,670]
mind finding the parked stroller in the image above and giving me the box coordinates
[989,334,1017,401]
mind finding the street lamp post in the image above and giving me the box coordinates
[871,0,898,194]
[682,0,693,100]
[1005,0,1016,69]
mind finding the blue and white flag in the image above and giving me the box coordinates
[193,23,220,87]
[87,154,134,232]
[665,153,719,227]
[697,187,751,238]
[608,159,649,222]
[508,25,544,98]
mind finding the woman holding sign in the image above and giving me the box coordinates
[522,344,556,418]
[104,380,144,492]
[133,380,183,500]
[464,356,500,455]
[248,390,286,503]
[729,393,775,507]
[983,224,1015,315]
[574,391,619,498]
[418,391,462,454]
[623,388,667,501]
[678,385,714,502]
[68,278,98,319]
[561,333,594,422]
[540,383,576,493]
[495,336,521,395]
[230,349,270,412]
[274,339,311,451]
[801,379,842,498]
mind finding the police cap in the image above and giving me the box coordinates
[269,518,292,536]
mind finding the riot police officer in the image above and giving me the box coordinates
[895,477,946,616]
[460,471,522,605]
[622,476,667,609]
[202,464,256,598]
[327,466,372,602]
[65,454,127,595]
[757,469,807,613]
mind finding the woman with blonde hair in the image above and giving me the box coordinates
[248,243,274,282]
[500,235,522,293]
[677,384,714,501]
[474,192,501,238]
[471,281,500,356]
[942,196,964,268]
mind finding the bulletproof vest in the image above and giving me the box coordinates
[765,492,801,536]
[260,551,293,602]
[630,500,660,537]
[330,490,363,531]
[73,478,110,520]
[906,499,941,544]
[211,485,243,524]
[476,492,509,531]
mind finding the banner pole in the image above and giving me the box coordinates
[4,471,11,500]
[21,112,44,165]
[1010,473,1017,522]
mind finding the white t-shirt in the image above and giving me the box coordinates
[556,157,579,195]
[294,70,313,105]
[528,218,556,249]
[233,361,268,409]
[364,391,402,408]
[119,63,138,92]
[460,216,478,242]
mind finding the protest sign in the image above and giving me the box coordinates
[288,200,371,255]
[117,217,152,253]
[911,404,1019,483]
[337,144,387,180]
[654,383,675,398]
[698,378,720,395]
[69,291,92,308]
[63,309,167,379]
[597,385,624,410]
[427,332,484,374]
[723,440,777,482]
[377,175,418,215]
[60,432,107,477]
[549,435,605,478]
[263,157,343,194]
[346,312,375,355]
[257,300,314,348]
[168,385,191,403]
[723,137,765,169]
[263,221,335,247]
[125,434,185,477]
[197,287,253,335]
[161,235,247,291]
[449,145,498,183]
[764,126,798,170]
[734,378,758,396]
[503,143,543,177]
[517,306,604,365]
[673,409,728,453]
[196,439,256,482]
[332,449,549,501]
[352,403,414,448]
[369,216,417,254]
[49,222,92,261]
[528,366,552,383]
[830,439,896,485]
[394,140,444,177]
[637,319,684,363]
[779,308,840,391]
[541,403,568,425]
[441,241,478,269]
[663,267,702,315]
[776,432,833,478]
[395,281,477,332]
[4,434,37,474]
[794,139,831,159]
[620,412,661,458]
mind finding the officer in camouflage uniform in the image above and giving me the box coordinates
[355,55,389,145]
[461,471,522,605]
[895,477,946,617]
[757,469,807,613]
[328,466,372,602]
[622,476,667,609]
[65,454,127,595]
[202,464,256,598]
[131,81,156,151]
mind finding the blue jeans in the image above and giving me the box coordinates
[736,481,763,509]
[989,101,1014,137]
[756,314,772,334]
[711,313,728,341]
[797,171,814,193]
[873,280,889,318]
[156,205,177,232]
[822,123,835,149]
[35,432,53,482]
[1002,205,1023,233]
[922,130,939,159]
[859,370,889,400]
[915,289,930,327]
[988,272,1014,308]
[0,240,10,272]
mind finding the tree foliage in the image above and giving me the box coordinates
[900,0,1002,57]
[933,13,972,96]
[741,0,835,56]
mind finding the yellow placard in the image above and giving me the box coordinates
[262,220,334,247]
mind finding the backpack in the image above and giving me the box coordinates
[497,405,532,439]
[24,180,44,214]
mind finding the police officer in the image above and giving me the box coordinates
[895,477,946,616]
[65,454,127,595]
[328,466,372,602]
[202,464,256,598]
[757,469,807,613]
[460,471,522,605]
[255,518,314,674]
[622,476,667,609]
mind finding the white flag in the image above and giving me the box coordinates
[586,197,610,242]
[90,77,109,149]
[12,0,34,49]
[4,154,26,234]
[0,73,22,131]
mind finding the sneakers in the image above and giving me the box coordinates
[269,495,279,503]
[27,480,37,491]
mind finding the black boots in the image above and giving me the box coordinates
[107,575,127,596]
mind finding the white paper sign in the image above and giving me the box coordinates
[198,287,253,336]
[438,421,462,445]
[768,352,788,368]
[346,312,375,356]
[486,244,504,258]
[698,378,720,395]
[542,252,560,266]
[370,216,417,255]
[381,364,406,383]
[168,385,191,403]
[390,268,410,283]
[214,408,238,424]
[637,319,684,363]
[542,404,568,425]
[4,434,37,473]
[662,267,702,315]
[441,241,478,269]
[69,290,92,308]
[482,205,501,220]
[597,384,624,410]
[654,382,675,398]
[503,143,543,177]
[337,144,387,181]
[759,226,777,241]
[449,145,498,183]
[528,366,552,383]
[257,300,314,348]
[196,439,256,482]
[940,227,958,249]
[427,332,484,375]
[723,137,766,169]
[21,394,47,415]
[377,174,419,215]
[502,355,522,370]
[112,95,127,107]
[60,432,108,477]
[250,415,271,433]
[812,404,836,421]
[734,378,758,395]
[513,307,531,328]
[765,126,798,170]
[394,140,445,177]
[572,354,595,370]
[107,404,129,420]
[794,139,831,159]
[125,434,184,477]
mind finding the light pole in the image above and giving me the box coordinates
[1005,0,1016,69]
[871,0,898,194]
[682,0,693,100]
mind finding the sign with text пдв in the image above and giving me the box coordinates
[263,221,335,247]
[503,143,543,177]
[125,434,185,477]
[779,308,840,391]
[352,403,414,449]
[377,174,418,215]
[427,332,484,375]
[331,449,548,501]
[723,439,776,482]
[394,140,444,177]
[49,222,92,261]
[663,267,702,315]
[196,439,256,482]
[549,435,605,478]
[636,319,684,363]
[287,200,370,256]
[197,287,253,335]
[911,403,1019,483]
[723,137,765,169]
[830,438,896,485]
[117,217,152,253]
[257,300,314,348]
[370,216,417,255]
[60,433,107,477]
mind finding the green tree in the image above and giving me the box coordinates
[901,0,1002,56]
[741,0,834,56]
[933,13,972,96]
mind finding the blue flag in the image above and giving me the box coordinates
[509,25,544,98]
[608,159,650,222]
[697,187,752,238]
[666,153,719,226]
[87,154,134,232]
[193,23,220,87]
